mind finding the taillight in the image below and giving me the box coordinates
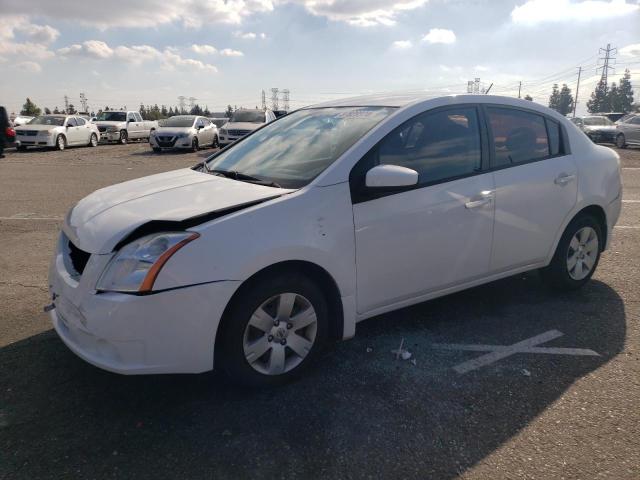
[6,127,15,137]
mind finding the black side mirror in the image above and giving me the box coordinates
[197,124,204,129]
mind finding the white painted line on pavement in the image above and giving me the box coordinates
[615,226,640,229]
[622,167,640,170]
[432,330,600,374]
[0,217,63,221]
[622,200,640,203]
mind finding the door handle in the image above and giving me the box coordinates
[465,191,494,209]
[554,173,576,186]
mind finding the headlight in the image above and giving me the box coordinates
[219,129,227,135]
[96,232,199,293]
[177,132,190,139]
[39,130,52,135]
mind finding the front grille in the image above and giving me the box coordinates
[228,129,251,137]
[68,241,90,275]
[98,126,107,132]
[157,136,176,147]
[17,130,38,136]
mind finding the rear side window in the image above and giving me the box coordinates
[377,107,482,186]
[487,107,550,167]
[546,118,561,156]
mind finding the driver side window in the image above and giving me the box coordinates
[128,113,136,122]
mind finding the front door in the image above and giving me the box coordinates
[352,105,495,314]
[484,106,578,272]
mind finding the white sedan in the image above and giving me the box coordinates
[150,115,218,152]
[47,94,622,386]
[15,115,100,150]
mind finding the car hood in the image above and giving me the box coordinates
[584,125,616,132]
[155,127,193,136]
[15,124,61,131]
[224,122,263,131]
[94,121,125,126]
[63,168,293,254]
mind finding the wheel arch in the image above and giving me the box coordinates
[548,203,608,264]
[216,260,345,349]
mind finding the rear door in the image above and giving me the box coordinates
[485,106,577,272]
[74,117,91,144]
[127,112,140,138]
[623,116,640,143]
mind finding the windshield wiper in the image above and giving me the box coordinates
[208,169,282,188]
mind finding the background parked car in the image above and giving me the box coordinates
[12,115,35,126]
[570,115,617,144]
[150,115,218,152]
[209,117,228,129]
[94,110,158,144]
[615,114,640,148]
[218,109,276,146]
[15,114,100,151]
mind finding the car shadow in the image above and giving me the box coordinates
[0,274,626,479]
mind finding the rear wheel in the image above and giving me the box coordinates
[540,214,602,291]
[217,273,328,387]
[55,135,66,151]
[17,145,27,151]
[616,133,627,149]
[118,130,128,145]
[152,147,161,153]
[88,133,98,147]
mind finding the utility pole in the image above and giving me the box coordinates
[261,90,266,110]
[281,89,290,112]
[64,95,69,114]
[597,43,617,87]
[573,66,582,118]
[80,93,88,113]
[177,96,186,114]
[518,81,522,99]
[270,88,279,111]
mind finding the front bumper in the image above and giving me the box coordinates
[587,131,616,143]
[48,236,240,374]
[149,135,193,150]
[14,134,55,147]
[99,131,121,142]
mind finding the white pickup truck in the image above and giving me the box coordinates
[94,111,158,144]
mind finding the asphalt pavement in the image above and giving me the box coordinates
[0,143,638,479]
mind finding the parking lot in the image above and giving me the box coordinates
[0,143,638,479]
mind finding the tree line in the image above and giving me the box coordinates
[546,68,635,116]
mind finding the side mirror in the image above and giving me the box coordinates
[365,164,419,188]
[197,124,204,129]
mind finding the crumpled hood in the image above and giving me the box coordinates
[63,168,292,254]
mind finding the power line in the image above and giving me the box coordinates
[597,43,617,86]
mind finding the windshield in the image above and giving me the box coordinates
[584,117,613,126]
[204,106,396,189]
[230,110,266,123]
[28,116,65,126]
[211,119,227,128]
[96,112,127,122]
[159,116,196,127]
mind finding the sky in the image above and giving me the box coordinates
[0,0,639,116]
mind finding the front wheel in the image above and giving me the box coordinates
[191,137,199,152]
[615,133,627,149]
[55,134,66,151]
[540,215,602,291]
[88,133,98,147]
[212,135,219,149]
[118,130,128,145]
[217,273,328,387]
[152,147,161,153]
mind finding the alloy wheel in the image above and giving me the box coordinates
[567,226,599,280]
[242,293,318,375]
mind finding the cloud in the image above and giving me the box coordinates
[511,0,640,25]
[474,65,489,72]
[161,50,218,71]
[392,40,413,49]
[16,61,42,73]
[220,48,244,57]
[620,43,640,57]
[0,41,55,59]
[15,22,60,43]
[234,31,268,40]
[293,0,429,26]
[191,44,218,55]
[2,0,275,29]
[422,28,456,44]
[58,40,114,59]
[113,45,162,63]
[0,16,57,59]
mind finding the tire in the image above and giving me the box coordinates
[191,137,199,152]
[152,147,161,153]
[217,273,329,387]
[88,133,98,147]
[615,133,627,149]
[17,145,27,151]
[55,135,66,151]
[212,135,219,149]
[540,214,602,291]
[118,130,128,145]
